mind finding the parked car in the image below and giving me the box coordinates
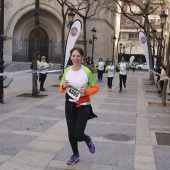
[136,63,149,70]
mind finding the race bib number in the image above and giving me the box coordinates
[67,85,81,101]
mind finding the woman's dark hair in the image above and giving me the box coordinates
[70,47,84,56]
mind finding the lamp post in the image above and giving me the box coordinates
[68,10,75,27]
[152,28,157,61]
[130,43,134,54]
[32,0,40,97]
[158,11,168,65]
[119,43,123,62]
[119,43,122,54]
[112,35,116,63]
[0,0,5,103]
[91,27,97,62]
[123,46,125,54]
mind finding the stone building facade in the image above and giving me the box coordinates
[2,0,118,64]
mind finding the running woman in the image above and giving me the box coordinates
[105,61,115,91]
[117,57,129,92]
[59,47,99,165]
[96,57,106,82]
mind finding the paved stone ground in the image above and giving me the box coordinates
[0,69,170,170]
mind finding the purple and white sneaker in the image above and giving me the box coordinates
[67,154,80,165]
[86,135,95,154]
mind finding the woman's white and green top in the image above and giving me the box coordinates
[60,65,96,105]
[106,65,115,77]
[117,62,129,75]
[97,61,106,71]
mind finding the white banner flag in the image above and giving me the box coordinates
[64,20,82,69]
[129,56,135,65]
[138,31,150,69]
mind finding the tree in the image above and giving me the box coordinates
[32,0,39,97]
[56,0,70,71]
[65,0,101,63]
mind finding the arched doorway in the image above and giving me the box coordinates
[28,28,49,61]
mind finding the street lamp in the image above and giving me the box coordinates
[123,46,125,54]
[91,27,97,62]
[130,42,134,54]
[0,0,5,103]
[152,28,157,60]
[119,43,122,54]
[119,43,123,62]
[158,11,168,65]
[68,10,75,27]
[112,35,116,63]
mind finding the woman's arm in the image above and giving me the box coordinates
[85,83,99,96]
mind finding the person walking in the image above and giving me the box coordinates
[158,64,166,97]
[132,67,135,73]
[39,56,49,91]
[96,57,105,82]
[117,57,129,92]
[59,47,99,165]
[105,61,115,91]
[86,57,94,65]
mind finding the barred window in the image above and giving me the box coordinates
[128,33,139,39]
[126,20,139,26]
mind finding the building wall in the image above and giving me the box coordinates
[3,0,117,63]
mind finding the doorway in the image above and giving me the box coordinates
[28,28,49,61]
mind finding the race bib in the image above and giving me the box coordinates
[67,85,81,101]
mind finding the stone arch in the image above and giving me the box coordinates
[6,3,62,38]
[20,18,57,41]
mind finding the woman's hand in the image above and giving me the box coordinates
[62,80,69,89]
[80,87,86,96]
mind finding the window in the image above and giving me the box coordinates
[149,18,161,25]
[127,5,140,13]
[126,20,139,27]
[128,33,139,39]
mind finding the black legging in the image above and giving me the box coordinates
[39,73,47,89]
[65,105,89,154]
[97,70,104,81]
[107,77,113,89]
[119,74,127,90]
[160,80,164,92]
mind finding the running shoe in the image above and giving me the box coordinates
[86,135,95,154]
[67,154,80,165]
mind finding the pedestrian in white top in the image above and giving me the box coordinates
[105,61,115,91]
[117,57,129,92]
[158,64,166,97]
[39,56,50,91]
[96,58,106,82]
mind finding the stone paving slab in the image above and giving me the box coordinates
[85,123,136,139]
[94,113,136,124]
[21,108,65,118]
[98,104,137,112]
[0,117,58,132]
[3,150,55,167]
[0,133,36,156]
[105,98,137,105]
